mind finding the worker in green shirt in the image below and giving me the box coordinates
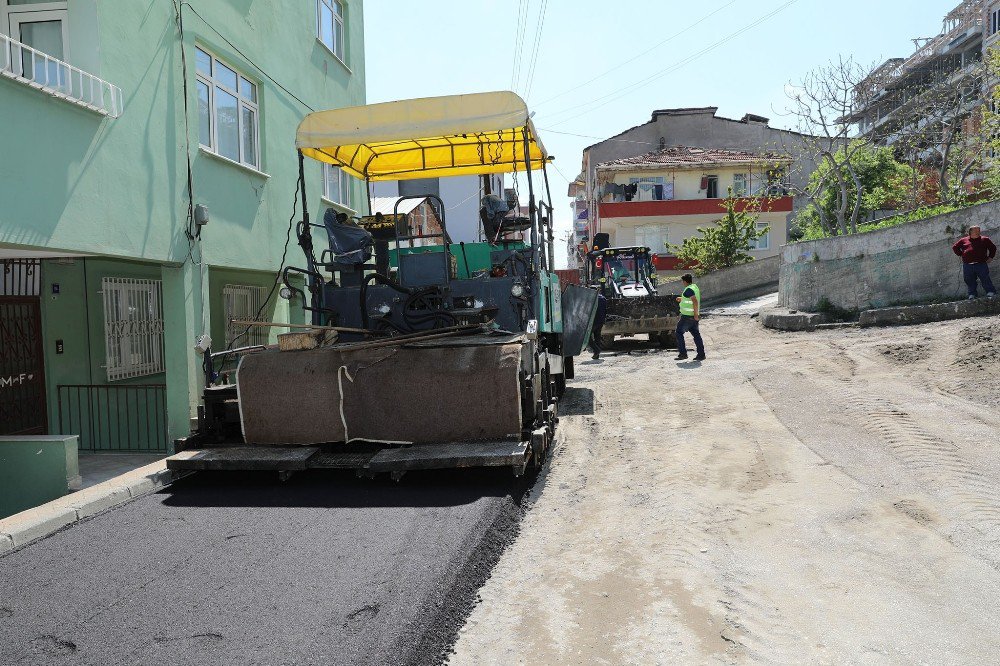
[675,273,706,361]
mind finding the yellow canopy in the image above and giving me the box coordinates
[295,91,549,181]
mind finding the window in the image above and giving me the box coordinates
[196,46,260,169]
[635,224,668,253]
[317,0,345,61]
[733,173,747,197]
[628,176,672,201]
[101,278,164,381]
[223,284,269,347]
[4,1,69,87]
[323,163,353,208]
[992,8,1000,36]
[706,175,719,199]
[753,222,770,250]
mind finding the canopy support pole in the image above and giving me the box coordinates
[296,150,321,325]
[523,124,540,276]
[542,162,555,273]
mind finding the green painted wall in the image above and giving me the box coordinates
[40,258,169,451]
[2,1,366,444]
[0,436,78,518]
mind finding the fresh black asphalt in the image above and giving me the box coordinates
[0,469,527,666]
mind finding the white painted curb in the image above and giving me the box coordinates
[0,461,189,556]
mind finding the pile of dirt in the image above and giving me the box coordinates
[953,323,1000,369]
[878,342,931,365]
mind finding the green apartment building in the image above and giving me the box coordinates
[0,0,366,470]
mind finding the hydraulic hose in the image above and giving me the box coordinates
[360,272,413,330]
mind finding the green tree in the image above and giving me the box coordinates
[793,142,912,238]
[668,190,767,275]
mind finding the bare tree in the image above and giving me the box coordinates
[780,57,879,236]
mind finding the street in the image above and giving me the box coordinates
[4,313,1000,664]
[0,470,524,666]
[450,315,1000,664]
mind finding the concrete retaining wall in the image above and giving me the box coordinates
[694,256,780,306]
[780,201,1000,312]
[0,436,79,519]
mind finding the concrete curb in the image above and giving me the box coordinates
[759,308,830,332]
[0,460,188,556]
[859,298,1000,328]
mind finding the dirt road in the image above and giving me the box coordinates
[450,315,1000,664]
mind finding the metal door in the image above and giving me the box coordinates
[0,296,47,435]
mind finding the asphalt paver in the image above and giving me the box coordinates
[0,469,525,666]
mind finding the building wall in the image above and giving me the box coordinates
[600,165,780,201]
[600,209,788,260]
[779,200,1000,312]
[582,109,819,213]
[1,0,366,443]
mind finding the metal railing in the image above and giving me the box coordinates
[58,384,168,452]
[1,32,123,118]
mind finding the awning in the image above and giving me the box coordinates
[295,91,549,181]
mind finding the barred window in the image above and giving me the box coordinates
[223,284,269,347]
[102,278,164,381]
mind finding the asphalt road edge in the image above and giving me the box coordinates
[0,461,190,556]
[404,437,563,666]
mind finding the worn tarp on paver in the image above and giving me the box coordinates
[237,335,527,445]
[295,91,548,180]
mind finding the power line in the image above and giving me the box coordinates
[510,0,530,91]
[533,0,739,108]
[523,0,549,100]
[543,0,799,127]
[538,127,659,147]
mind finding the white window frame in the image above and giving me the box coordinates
[635,223,668,253]
[7,7,69,81]
[733,173,748,197]
[323,163,353,208]
[223,284,269,347]
[753,222,770,251]
[316,0,346,63]
[992,8,1000,36]
[101,277,165,382]
[195,46,260,170]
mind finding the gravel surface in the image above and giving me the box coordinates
[0,469,527,666]
[449,316,1000,664]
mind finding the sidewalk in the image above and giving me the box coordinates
[78,453,166,489]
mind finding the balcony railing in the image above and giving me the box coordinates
[1,32,123,118]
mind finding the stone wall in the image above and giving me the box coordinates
[693,256,780,306]
[779,201,1000,312]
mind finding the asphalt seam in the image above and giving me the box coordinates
[0,462,190,556]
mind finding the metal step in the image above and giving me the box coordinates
[365,440,530,473]
[167,446,320,471]
[309,450,379,469]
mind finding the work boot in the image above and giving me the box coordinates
[674,354,688,360]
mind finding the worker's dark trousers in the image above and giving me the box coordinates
[963,262,996,297]
[589,324,603,357]
[676,315,705,358]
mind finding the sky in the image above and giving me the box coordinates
[363,0,956,267]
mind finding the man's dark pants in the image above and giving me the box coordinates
[676,315,705,358]
[963,262,996,297]
[589,324,603,357]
